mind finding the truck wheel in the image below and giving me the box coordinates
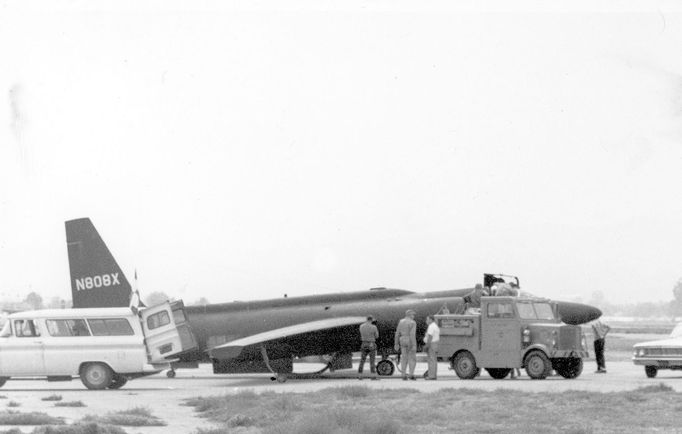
[80,363,113,390]
[107,374,128,389]
[554,358,583,379]
[486,368,511,379]
[524,350,551,380]
[645,366,658,378]
[377,360,395,376]
[0,377,7,388]
[452,351,479,379]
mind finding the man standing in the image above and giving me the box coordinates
[591,319,611,373]
[358,315,379,380]
[423,315,440,380]
[394,309,417,380]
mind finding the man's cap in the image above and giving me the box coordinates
[366,315,374,321]
[406,309,416,315]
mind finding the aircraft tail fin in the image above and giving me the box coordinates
[66,218,132,308]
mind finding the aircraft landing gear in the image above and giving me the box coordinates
[166,369,176,378]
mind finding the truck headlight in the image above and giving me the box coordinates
[551,330,558,349]
[522,328,530,343]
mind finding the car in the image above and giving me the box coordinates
[632,322,682,378]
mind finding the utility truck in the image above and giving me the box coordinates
[436,296,588,380]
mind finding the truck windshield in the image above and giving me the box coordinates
[516,302,555,320]
[534,303,554,320]
[517,302,536,319]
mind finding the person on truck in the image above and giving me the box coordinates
[423,315,440,380]
[394,309,417,380]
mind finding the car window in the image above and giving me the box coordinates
[46,319,91,337]
[14,319,40,337]
[88,318,135,336]
[0,321,10,338]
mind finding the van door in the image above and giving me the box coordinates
[140,301,197,363]
[0,319,46,376]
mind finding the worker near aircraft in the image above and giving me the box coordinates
[395,309,417,380]
[358,315,379,380]
[423,315,440,380]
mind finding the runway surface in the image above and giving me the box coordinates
[0,359,679,433]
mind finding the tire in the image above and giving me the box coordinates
[376,360,395,377]
[80,363,114,390]
[107,374,128,389]
[452,351,479,379]
[486,368,511,379]
[645,365,658,378]
[166,370,176,378]
[0,377,7,388]
[554,358,583,379]
[524,350,551,380]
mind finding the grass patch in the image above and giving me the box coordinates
[32,423,127,433]
[54,401,86,408]
[81,406,165,427]
[6,401,20,408]
[0,410,64,425]
[186,385,682,433]
[41,394,63,402]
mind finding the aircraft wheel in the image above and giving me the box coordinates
[0,377,8,388]
[645,366,658,378]
[80,363,113,390]
[166,370,176,378]
[276,374,288,383]
[376,360,395,376]
[452,351,479,379]
[107,374,128,389]
[524,350,551,380]
[485,368,511,379]
[554,358,583,379]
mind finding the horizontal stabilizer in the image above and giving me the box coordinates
[209,316,367,360]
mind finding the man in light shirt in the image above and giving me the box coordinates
[591,319,611,373]
[423,315,440,380]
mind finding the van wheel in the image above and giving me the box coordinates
[80,363,113,390]
[525,350,551,379]
[452,351,479,379]
[645,366,658,378]
[555,358,583,379]
[107,374,128,389]
[486,368,511,379]
[0,377,8,388]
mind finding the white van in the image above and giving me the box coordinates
[0,301,197,389]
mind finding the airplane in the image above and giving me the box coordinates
[65,217,602,381]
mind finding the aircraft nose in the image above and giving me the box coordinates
[557,301,602,325]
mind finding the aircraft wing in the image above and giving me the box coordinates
[209,316,367,360]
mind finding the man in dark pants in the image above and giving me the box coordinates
[358,315,379,380]
[591,320,611,373]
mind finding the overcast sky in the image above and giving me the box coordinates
[1,0,681,306]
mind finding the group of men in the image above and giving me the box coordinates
[357,309,440,380]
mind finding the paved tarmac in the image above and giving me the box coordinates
[0,358,680,433]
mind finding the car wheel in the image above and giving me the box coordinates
[377,360,395,377]
[645,365,658,378]
[80,363,113,390]
[452,351,479,379]
[525,350,551,379]
[486,368,512,379]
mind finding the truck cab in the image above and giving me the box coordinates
[436,296,588,380]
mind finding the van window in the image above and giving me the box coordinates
[46,319,91,337]
[147,311,170,330]
[87,318,135,336]
[14,319,40,337]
